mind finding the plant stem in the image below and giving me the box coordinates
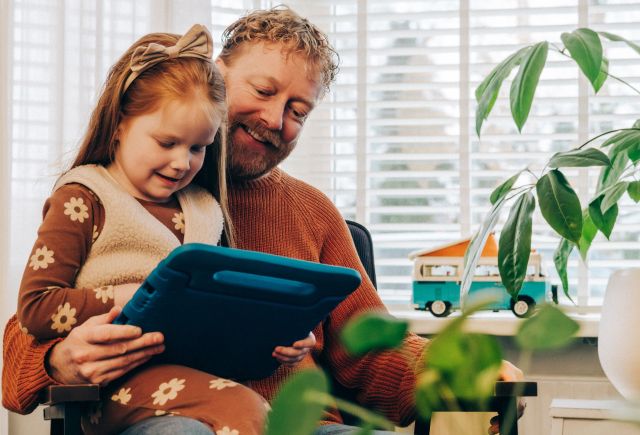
[605,72,640,95]
[577,128,640,150]
[505,185,535,203]
[524,168,539,181]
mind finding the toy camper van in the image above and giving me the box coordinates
[409,234,555,318]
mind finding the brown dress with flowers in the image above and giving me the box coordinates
[15,181,267,435]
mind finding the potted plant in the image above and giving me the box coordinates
[462,27,640,401]
[263,301,578,434]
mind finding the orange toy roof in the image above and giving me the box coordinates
[408,233,497,259]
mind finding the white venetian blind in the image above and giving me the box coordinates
[270,0,640,307]
[7,0,152,307]
[4,0,640,316]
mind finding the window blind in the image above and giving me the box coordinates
[4,0,640,313]
[8,0,152,297]
[272,0,640,308]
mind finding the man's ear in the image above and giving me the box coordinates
[215,57,227,75]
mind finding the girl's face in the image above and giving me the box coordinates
[108,97,221,203]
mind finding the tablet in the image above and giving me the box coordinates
[113,243,361,380]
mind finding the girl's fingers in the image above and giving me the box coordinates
[292,331,316,348]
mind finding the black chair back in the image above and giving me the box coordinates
[346,220,377,289]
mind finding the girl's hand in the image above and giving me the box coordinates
[272,332,316,367]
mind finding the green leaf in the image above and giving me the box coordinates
[498,192,535,298]
[588,196,618,239]
[627,141,640,163]
[577,209,597,261]
[266,369,329,435]
[516,305,579,350]
[609,131,640,159]
[426,332,502,401]
[510,41,549,132]
[599,31,640,56]
[601,181,629,214]
[475,47,531,136]
[340,313,408,356]
[415,371,442,418]
[536,170,583,243]
[628,180,640,202]
[561,28,603,90]
[597,151,629,194]
[461,194,510,307]
[553,238,574,303]
[601,129,640,150]
[592,56,609,93]
[490,171,522,205]
[547,148,610,168]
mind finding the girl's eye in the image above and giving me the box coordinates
[158,141,174,148]
[191,145,206,153]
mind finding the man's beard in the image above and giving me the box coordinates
[226,117,296,181]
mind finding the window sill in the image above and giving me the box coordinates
[389,308,600,337]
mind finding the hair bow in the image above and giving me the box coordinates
[122,24,213,93]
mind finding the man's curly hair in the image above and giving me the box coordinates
[219,5,339,97]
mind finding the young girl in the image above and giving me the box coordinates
[16,24,278,435]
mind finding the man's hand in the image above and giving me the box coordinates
[47,306,164,386]
[488,360,527,435]
[272,332,316,367]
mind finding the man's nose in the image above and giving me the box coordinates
[259,100,285,131]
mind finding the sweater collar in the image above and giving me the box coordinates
[229,167,283,191]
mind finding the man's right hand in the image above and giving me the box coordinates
[47,306,164,385]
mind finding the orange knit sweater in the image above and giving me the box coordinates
[2,168,427,427]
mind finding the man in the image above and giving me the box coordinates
[2,7,520,434]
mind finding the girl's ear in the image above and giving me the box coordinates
[114,117,126,141]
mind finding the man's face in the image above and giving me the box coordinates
[216,42,322,180]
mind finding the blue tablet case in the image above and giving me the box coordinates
[113,243,361,380]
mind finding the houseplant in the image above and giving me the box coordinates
[263,301,578,434]
[264,29,637,433]
[463,27,640,402]
[461,28,640,305]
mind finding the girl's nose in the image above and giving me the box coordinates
[170,148,191,172]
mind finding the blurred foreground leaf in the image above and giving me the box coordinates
[340,312,408,356]
[416,297,503,418]
[265,369,328,435]
[516,305,579,350]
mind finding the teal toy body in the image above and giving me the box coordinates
[409,237,554,318]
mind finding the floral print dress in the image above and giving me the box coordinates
[16,183,268,435]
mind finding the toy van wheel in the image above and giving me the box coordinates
[430,300,450,317]
[511,296,535,318]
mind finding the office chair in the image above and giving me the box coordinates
[43,220,535,435]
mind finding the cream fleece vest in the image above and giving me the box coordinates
[54,165,223,289]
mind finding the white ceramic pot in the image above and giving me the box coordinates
[598,267,640,401]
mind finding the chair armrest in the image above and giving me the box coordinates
[414,381,537,435]
[43,384,101,405]
[494,381,537,397]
